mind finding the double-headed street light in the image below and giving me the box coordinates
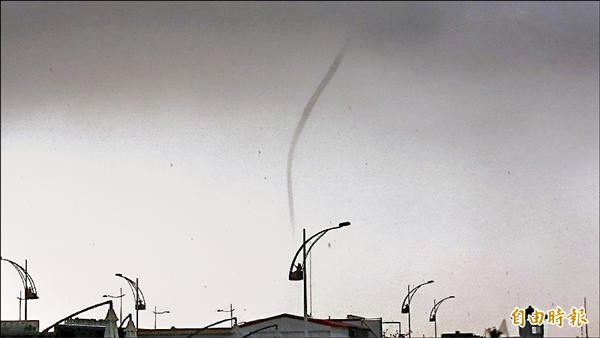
[288,221,351,322]
[115,273,146,328]
[152,306,170,329]
[103,288,126,324]
[401,280,434,338]
[429,296,455,338]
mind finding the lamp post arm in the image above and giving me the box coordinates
[401,291,411,310]
[402,281,434,309]
[429,303,436,321]
[408,281,433,304]
[117,275,137,298]
[305,231,328,257]
[430,296,455,320]
[116,274,146,309]
[288,225,341,273]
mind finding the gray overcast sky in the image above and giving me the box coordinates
[1,2,598,337]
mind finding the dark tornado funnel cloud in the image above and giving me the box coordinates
[286,42,349,227]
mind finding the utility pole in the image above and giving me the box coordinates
[119,288,123,325]
[24,260,28,320]
[136,278,140,328]
[303,228,308,337]
[584,297,589,338]
[217,304,235,328]
[433,299,437,338]
[407,285,411,338]
[17,291,23,321]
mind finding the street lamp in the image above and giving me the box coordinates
[115,273,146,328]
[1,257,39,320]
[401,280,434,338]
[103,288,126,324]
[288,221,350,320]
[152,306,170,329]
[217,304,235,328]
[429,296,455,338]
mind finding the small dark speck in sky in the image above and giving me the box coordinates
[170,163,173,167]
[365,162,368,166]
[49,67,53,72]
[508,170,511,175]
[258,150,261,154]
[264,176,267,180]
[327,242,331,248]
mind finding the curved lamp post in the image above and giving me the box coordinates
[429,296,455,338]
[1,257,39,320]
[103,288,126,325]
[401,280,434,338]
[152,306,170,329]
[115,273,146,328]
[288,222,350,317]
[288,221,350,337]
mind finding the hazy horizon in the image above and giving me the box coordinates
[1,2,598,337]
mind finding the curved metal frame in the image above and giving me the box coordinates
[288,222,350,280]
[401,280,434,338]
[41,300,113,334]
[115,274,146,310]
[1,257,38,299]
[429,296,455,322]
[243,324,279,338]
[120,313,133,328]
[401,280,434,313]
[185,317,238,338]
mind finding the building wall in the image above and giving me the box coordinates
[0,321,39,337]
[238,317,349,337]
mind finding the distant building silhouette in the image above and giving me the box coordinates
[2,313,383,338]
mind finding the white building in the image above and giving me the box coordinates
[137,313,382,338]
[238,313,382,338]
